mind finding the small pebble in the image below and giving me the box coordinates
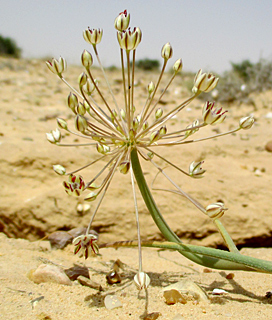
[76,203,91,215]
[65,265,89,281]
[143,312,162,320]
[48,231,73,249]
[265,141,272,152]
[106,270,121,284]
[29,264,72,285]
[163,279,209,305]
[104,294,123,310]
[163,289,187,305]
[265,112,272,119]
[212,288,228,295]
[77,275,103,291]
[226,273,235,279]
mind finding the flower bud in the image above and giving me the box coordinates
[81,50,93,69]
[143,121,148,130]
[161,42,173,60]
[83,78,97,95]
[110,109,118,122]
[78,72,88,87]
[84,192,97,202]
[147,81,155,95]
[46,57,67,77]
[75,115,88,132]
[119,161,130,174]
[87,182,99,190]
[155,108,163,119]
[133,117,139,130]
[96,143,110,154]
[239,116,254,130]
[46,128,61,144]
[57,118,68,130]
[184,120,199,138]
[120,109,126,120]
[202,102,227,125]
[150,130,160,143]
[67,93,78,113]
[147,152,154,159]
[173,58,183,73]
[114,10,130,31]
[76,102,86,116]
[205,202,227,219]
[134,272,150,290]
[53,164,66,175]
[159,126,167,136]
[117,27,142,51]
[189,161,205,178]
[83,28,103,45]
[193,69,219,93]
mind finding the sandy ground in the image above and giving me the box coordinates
[1,57,272,319]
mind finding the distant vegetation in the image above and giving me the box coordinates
[135,58,160,71]
[0,35,22,58]
[199,58,272,105]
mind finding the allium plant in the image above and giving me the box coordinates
[46,9,272,295]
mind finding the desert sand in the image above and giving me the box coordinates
[1,57,272,319]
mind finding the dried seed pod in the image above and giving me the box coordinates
[106,270,121,284]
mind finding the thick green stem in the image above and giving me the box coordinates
[100,240,272,273]
[214,219,240,253]
[130,148,272,272]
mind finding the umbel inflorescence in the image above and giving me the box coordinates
[46,10,254,291]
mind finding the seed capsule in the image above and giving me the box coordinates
[106,270,121,284]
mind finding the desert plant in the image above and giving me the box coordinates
[201,58,272,104]
[0,35,21,58]
[135,58,160,71]
[46,9,272,314]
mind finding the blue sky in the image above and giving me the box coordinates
[1,0,272,73]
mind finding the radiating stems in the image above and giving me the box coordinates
[92,44,121,114]
[138,59,168,129]
[84,70,125,135]
[144,72,176,122]
[60,77,84,100]
[86,152,124,234]
[214,219,240,253]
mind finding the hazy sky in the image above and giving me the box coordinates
[1,0,272,73]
